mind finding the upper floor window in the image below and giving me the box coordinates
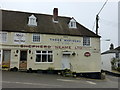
[68,18,77,29]
[28,14,37,27]
[83,37,90,46]
[0,32,7,43]
[32,34,40,42]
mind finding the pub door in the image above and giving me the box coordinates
[2,50,11,68]
[19,50,27,70]
[61,55,70,70]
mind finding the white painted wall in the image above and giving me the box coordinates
[101,53,115,72]
[0,50,2,65]
[1,32,101,73]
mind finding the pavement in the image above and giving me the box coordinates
[1,70,119,88]
[103,70,120,77]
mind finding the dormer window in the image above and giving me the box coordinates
[28,14,37,27]
[68,18,77,29]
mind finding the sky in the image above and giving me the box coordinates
[0,0,119,52]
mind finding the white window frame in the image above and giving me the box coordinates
[68,18,77,29]
[35,51,53,63]
[32,34,41,43]
[83,37,91,46]
[28,14,37,27]
[0,32,8,43]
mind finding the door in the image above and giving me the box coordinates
[61,55,70,70]
[0,51,1,66]
[19,50,27,70]
[2,50,11,68]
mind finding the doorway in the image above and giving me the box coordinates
[61,55,70,70]
[2,50,11,68]
[19,50,27,70]
[0,50,2,66]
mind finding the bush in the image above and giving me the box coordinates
[117,67,120,72]
[47,67,54,70]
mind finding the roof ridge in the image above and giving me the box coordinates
[1,9,72,19]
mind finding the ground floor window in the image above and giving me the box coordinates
[36,51,53,63]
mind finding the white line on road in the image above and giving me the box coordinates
[2,81,61,87]
[57,79,77,82]
[57,79,97,85]
[86,81,96,85]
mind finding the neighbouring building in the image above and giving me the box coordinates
[101,45,120,72]
[0,8,102,78]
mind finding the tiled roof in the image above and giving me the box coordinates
[1,9,100,37]
[101,46,120,55]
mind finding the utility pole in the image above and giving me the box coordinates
[95,0,108,35]
[96,14,99,35]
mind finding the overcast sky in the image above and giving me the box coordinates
[0,0,118,52]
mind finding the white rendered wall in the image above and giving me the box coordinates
[101,53,115,71]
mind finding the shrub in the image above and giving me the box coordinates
[117,67,120,72]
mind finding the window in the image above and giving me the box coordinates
[32,34,40,42]
[28,14,37,27]
[20,51,27,61]
[83,37,90,46]
[68,18,77,29]
[36,51,53,63]
[116,52,119,58]
[0,32,7,43]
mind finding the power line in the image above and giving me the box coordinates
[97,0,109,15]
[92,19,96,32]
[96,0,109,35]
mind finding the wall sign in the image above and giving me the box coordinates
[84,52,91,57]
[14,33,26,44]
[20,45,83,50]
[49,38,81,43]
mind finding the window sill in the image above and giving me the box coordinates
[34,62,54,64]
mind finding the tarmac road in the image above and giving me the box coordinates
[1,71,119,88]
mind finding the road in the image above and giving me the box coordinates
[1,71,119,88]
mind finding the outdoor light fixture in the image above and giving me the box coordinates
[16,50,19,53]
[29,50,31,54]
[72,52,76,56]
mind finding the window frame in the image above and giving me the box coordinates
[83,37,91,46]
[0,32,8,43]
[68,18,77,29]
[35,51,53,63]
[28,14,37,27]
[32,34,41,43]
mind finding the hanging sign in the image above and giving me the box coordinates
[84,52,91,57]
[14,33,26,44]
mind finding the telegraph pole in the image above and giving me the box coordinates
[96,0,108,35]
[96,14,99,35]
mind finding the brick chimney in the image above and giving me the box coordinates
[53,8,58,21]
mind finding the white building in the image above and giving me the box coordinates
[101,46,120,72]
[0,8,102,78]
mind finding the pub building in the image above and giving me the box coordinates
[0,8,102,78]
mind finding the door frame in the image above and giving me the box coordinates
[19,50,28,70]
[61,55,70,70]
[0,50,3,66]
[2,50,11,68]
